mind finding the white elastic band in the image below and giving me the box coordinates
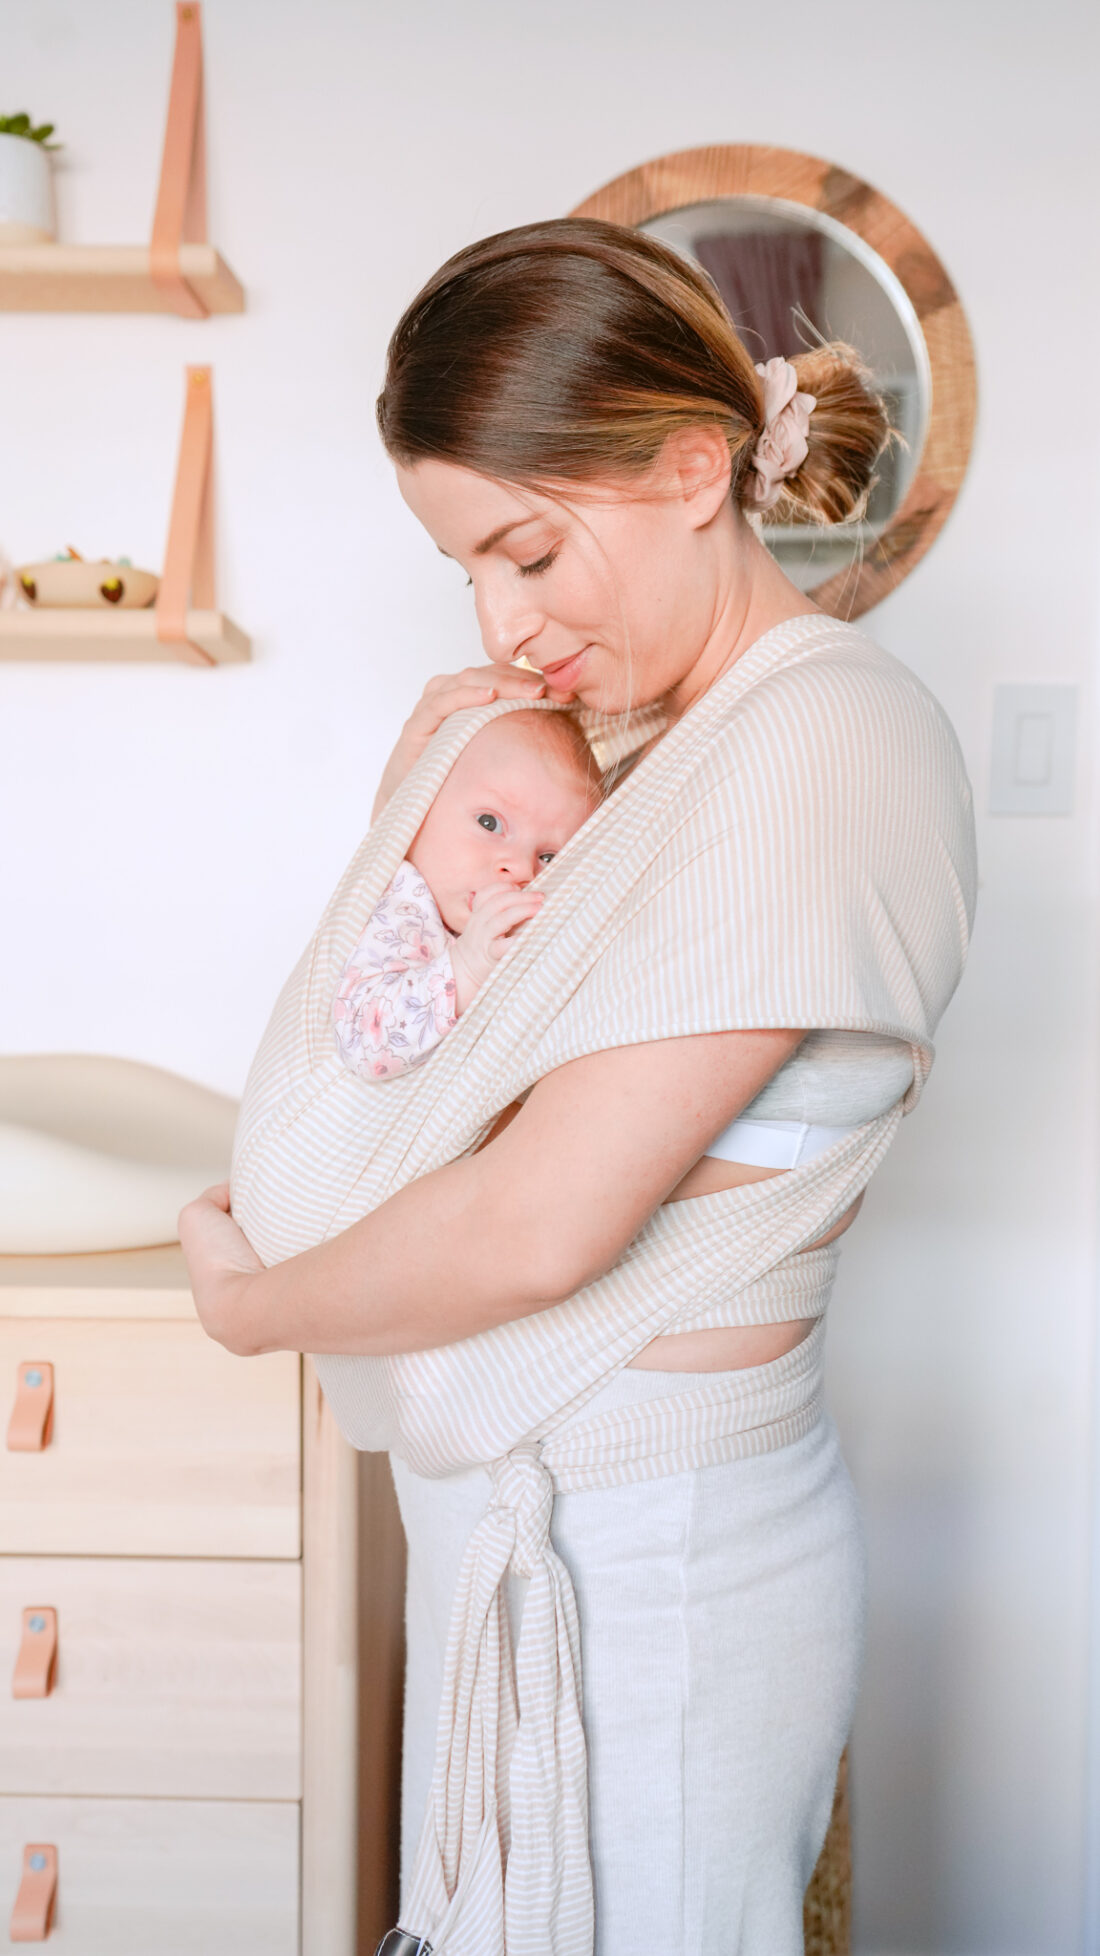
[705,1117,856,1172]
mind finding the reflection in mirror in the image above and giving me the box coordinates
[642,197,931,596]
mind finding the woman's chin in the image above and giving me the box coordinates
[543,650,641,718]
[575,681,634,717]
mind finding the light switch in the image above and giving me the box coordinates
[990,684,1078,815]
[1013,713,1053,787]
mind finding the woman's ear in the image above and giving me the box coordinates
[661,426,733,528]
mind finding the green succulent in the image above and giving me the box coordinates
[0,113,60,150]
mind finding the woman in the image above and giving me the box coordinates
[182,219,976,1956]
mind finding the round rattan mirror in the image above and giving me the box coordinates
[571,145,976,618]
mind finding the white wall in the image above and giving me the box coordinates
[3,4,1098,1950]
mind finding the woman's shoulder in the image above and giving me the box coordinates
[714,612,968,786]
[742,611,945,713]
[686,614,976,916]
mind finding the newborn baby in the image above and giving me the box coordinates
[334,710,601,1080]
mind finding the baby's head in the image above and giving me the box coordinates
[408,709,601,932]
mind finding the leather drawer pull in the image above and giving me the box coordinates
[6,1364,54,1452]
[12,1608,58,1699]
[10,1844,57,1942]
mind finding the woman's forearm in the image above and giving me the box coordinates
[215,1029,802,1360]
[228,1146,566,1358]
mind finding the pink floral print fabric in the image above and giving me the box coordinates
[333,859,457,1080]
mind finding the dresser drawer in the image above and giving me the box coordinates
[0,1559,301,1799]
[0,1319,300,1557]
[0,1794,298,1954]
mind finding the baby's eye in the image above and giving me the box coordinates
[537,851,556,867]
[477,813,502,834]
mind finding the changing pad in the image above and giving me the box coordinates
[0,1054,238,1254]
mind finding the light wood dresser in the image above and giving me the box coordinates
[0,1245,359,1954]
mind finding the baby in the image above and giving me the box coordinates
[334,710,602,1081]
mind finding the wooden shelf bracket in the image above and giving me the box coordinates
[156,365,218,665]
[151,2,210,319]
[0,0,243,316]
[0,363,247,664]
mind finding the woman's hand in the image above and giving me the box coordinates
[371,663,556,819]
[178,1183,270,1357]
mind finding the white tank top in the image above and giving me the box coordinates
[709,1029,915,1169]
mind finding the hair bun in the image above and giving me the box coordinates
[750,342,891,527]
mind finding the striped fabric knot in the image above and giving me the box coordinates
[401,1442,593,1953]
[489,1446,553,1579]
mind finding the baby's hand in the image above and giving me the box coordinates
[450,884,544,1013]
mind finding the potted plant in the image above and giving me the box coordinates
[0,113,59,244]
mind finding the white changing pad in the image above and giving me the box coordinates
[0,1054,238,1255]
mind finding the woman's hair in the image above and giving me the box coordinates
[377,217,890,527]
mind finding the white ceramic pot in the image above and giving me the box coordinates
[0,131,56,244]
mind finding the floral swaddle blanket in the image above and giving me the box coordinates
[333,860,457,1080]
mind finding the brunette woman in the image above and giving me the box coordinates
[182,219,976,1956]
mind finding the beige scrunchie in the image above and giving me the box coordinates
[746,356,817,511]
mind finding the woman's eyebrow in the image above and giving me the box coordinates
[436,518,539,561]
[473,519,535,555]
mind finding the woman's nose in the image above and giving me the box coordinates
[475,580,543,667]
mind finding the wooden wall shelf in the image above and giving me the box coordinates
[0,609,248,665]
[5,364,252,666]
[0,5,243,319]
[0,243,243,315]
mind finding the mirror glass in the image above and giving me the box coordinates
[641,197,930,595]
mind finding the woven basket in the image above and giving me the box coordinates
[803,1748,851,1956]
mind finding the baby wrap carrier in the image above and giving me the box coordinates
[231,614,976,1956]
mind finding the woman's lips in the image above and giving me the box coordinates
[539,646,589,691]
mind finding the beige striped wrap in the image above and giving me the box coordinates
[231,615,975,1954]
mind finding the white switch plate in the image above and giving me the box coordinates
[989,684,1078,816]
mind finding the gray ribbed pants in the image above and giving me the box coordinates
[391,1368,865,1956]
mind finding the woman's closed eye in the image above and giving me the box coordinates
[464,548,557,588]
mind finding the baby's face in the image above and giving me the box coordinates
[408,718,598,932]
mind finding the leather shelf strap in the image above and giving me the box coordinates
[150,2,209,318]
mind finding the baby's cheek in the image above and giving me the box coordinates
[438,891,469,936]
